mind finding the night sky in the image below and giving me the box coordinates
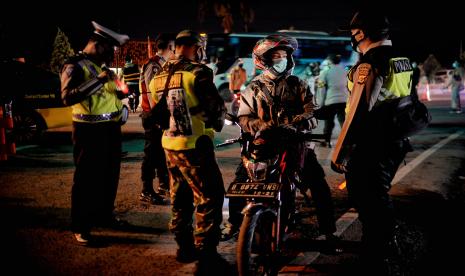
[1,0,463,67]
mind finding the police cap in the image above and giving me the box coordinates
[91,21,129,46]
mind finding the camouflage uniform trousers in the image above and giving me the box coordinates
[164,139,225,250]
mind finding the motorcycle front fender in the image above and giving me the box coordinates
[241,202,277,217]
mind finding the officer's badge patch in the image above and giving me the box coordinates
[357,64,370,84]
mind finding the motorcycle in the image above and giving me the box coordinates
[218,114,324,276]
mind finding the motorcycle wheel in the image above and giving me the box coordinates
[12,110,46,144]
[237,208,278,276]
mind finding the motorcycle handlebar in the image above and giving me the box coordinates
[215,137,241,148]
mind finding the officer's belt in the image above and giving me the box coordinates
[73,111,121,122]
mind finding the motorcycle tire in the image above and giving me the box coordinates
[12,109,46,145]
[237,207,278,276]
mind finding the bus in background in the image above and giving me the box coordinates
[206,30,358,101]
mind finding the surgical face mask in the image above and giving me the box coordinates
[272,58,287,73]
[195,46,206,63]
[350,31,363,53]
[452,61,459,69]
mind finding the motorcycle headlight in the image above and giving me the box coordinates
[245,161,268,182]
[243,155,279,182]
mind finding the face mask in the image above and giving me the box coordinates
[350,31,363,53]
[272,58,287,73]
[195,46,206,63]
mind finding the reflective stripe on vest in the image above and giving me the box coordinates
[72,60,123,123]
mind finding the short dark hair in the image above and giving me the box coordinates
[155,33,175,50]
[328,54,341,65]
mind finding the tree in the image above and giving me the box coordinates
[240,0,254,32]
[214,2,233,33]
[50,27,74,75]
[422,54,441,83]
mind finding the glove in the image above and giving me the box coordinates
[258,119,275,132]
[98,64,118,83]
[292,114,318,130]
[97,70,115,84]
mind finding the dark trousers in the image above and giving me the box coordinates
[71,121,121,233]
[323,103,346,142]
[141,113,168,191]
[345,139,410,254]
[228,144,337,234]
[128,84,140,111]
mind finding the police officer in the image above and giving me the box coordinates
[237,34,341,251]
[138,34,175,204]
[338,11,414,272]
[61,21,129,245]
[149,30,228,275]
[121,54,140,112]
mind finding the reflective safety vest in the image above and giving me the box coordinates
[72,60,123,123]
[346,57,413,114]
[122,62,140,85]
[149,62,214,151]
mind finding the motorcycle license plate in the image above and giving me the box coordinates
[226,183,282,199]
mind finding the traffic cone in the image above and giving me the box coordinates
[0,103,16,161]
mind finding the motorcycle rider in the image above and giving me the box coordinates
[236,34,341,252]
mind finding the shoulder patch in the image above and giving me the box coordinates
[357,63,371,84]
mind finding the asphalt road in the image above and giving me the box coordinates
[1,99,464,275]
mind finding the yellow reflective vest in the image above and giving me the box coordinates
[149,60,216,151]
[72,60,123,123]
[346,56,413,115]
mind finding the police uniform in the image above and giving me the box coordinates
[149,52,226,254]
[139,55,169,200]
[61,22,129,240]
[344,41,413,258]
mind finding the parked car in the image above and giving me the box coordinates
[2,59,127,144]
[433,69,453,84]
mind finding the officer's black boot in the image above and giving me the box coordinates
[194,247,232,276]
[157,175,170,196]
[140,181,165,205]
[360,226,403,276]
[174,234,197,263]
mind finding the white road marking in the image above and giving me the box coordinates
[280,130,464,271]
[392,131,464,185]
[15,145,39,151]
